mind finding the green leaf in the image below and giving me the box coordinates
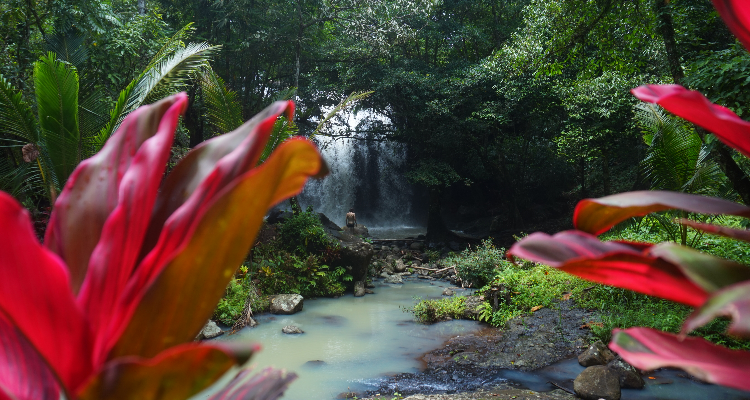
[0,74,38,143]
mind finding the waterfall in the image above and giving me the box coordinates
[293,110,426,237]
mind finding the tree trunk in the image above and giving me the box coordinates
[138,0,145,15]
[654,0,684,84]
[715,143,750,205]
[185,86,204,148]
[426,188,450,240]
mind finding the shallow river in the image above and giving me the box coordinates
[214,279,479,399]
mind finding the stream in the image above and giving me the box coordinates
[216,277,750,400]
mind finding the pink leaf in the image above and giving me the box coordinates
[683,280,750,338]
[678,218,750,242]
[574,190,750,235]
[0,315,60,400]
[44,93,187,293]
[208,368,297,400]
[508,231,713,307]
[73,94,187,364]
[0,192,94,391]
[610,327,750,391]
[631,85,750,158]
[712,0,750,53]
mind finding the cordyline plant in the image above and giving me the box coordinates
[507,0,750,391]
[0,92,327,399]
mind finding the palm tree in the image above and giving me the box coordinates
[0,24,218,201]
[635,103,732,244]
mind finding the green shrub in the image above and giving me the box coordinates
[408,296,466,323]
[440,239,506,287]
[212,278,269,325]
[277,210,340,259]
[250,251,351,297]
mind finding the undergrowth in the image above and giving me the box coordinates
[407,296,466,323]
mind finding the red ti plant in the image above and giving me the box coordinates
[0,92,326,399]
[508,1,750,391]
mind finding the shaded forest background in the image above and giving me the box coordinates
[3,0,750,238]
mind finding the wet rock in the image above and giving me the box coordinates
[282,325,304,334]
[354,281,366,297]
[196,320,223,340]
[332,241,374,282]
[366,281,375,288]
[578,340,616,366]
[304,360,325,367]
[343,225,370,237]
[385,274,403,284]
[574,365,620,400]
[394,259,407,273]
[318,213,342,231]
[608,358,644,389]
[462,295,484,319]
[270,294,304,315]
[410,241,425,251]
[365,289,374,294]
[442,288,454,296]
[448,241,461,251]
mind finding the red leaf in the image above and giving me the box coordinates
[683,280,750,338]
[73,95,187,363]
[0,192,94,391]
[136,101,294,262]
[610,327,750,391]
[77,344,242,400]
[712,0,750,53]
[648,243,750,292]
[678,218,750,242]
[631,85,750,158]
[0,315,60,400]
[574,191,750,235]
[208,368,297,400]
[45,93,188,294]
[108,138,323,359]
[508,231,711,307]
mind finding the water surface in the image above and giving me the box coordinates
[216,279,479,399]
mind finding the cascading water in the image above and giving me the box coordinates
[295,110,426,238]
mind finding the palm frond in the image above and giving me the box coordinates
[0,74,39,142]
[311,91,374,140]
[78,88,110,158]
[46,31,88,68]
[259,118,298,163]
[34,52,80,188]
[199,66,243,135]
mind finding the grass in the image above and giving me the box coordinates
[407,220,750,351]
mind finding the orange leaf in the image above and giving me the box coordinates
[108,139,323,358]
[531,306,543,312]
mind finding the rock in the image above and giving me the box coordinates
[410,241,425,251]
[365,289,374,294]
[282,325,304,334]
[317,212,342,231]
[574,365,621,400]
[365,281,375,288]
[448,241,461,251]
[463,295,484,319]
[394,259,407,273]
[442,288,455,296]
[270,294,304,315]
[266,210,292,225]
[412,260,422,268]
[354,281,366,297]
[343,225,370,237]
[332,241,374,282]
[384,274,403,284]
[196,320,224,340]
[578,341,616,366]
[608,358,645,389]
[380,271,390,278]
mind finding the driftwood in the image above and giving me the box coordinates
[407,265,454,274]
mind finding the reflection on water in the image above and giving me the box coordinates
[214,279,480,400]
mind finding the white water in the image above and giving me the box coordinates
[295,109,426,233]
[213,279,480,399]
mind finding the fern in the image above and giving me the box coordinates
[200,66,244,136]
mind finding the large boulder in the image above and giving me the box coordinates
[462,295,485,319]
[394,259,407,273]
[196,320,224,340]
[282,325,304,334]
[318,213,342,231]
[607,358,644,389]
[578,340,616,366]
[574,365,621,400]
[354,281,366,297]
[384,274,403,284]
[343,225,370,237]
[270,294,304,315]
[332,241,374,283]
